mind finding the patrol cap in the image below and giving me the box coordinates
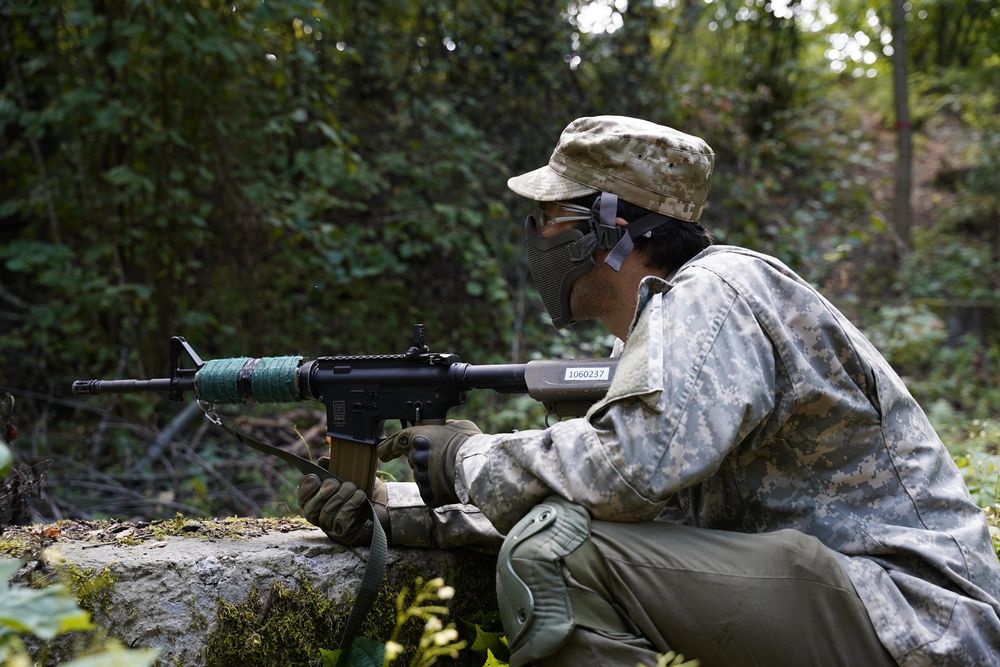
[507,115,715,222]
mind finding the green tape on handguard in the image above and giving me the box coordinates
[251,356,302,403]
[196,357,252,404]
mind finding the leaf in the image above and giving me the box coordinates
[469,624,509,661]
[103,166,154,194]
[61,647,161,667]
[107,49,130,70]
[0,441,11,478]
[0,200,18,219]
[319,647,340,667]
[0,559,19,584]
[483,648,509,667]
[0,585,93,639]
[318,637,384,667]
[316,121,343,147]
[0,560,94,640]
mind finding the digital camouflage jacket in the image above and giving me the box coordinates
[446,245,1000,666]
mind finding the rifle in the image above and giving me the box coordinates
[72,324,618,494]
[72,324,618,661]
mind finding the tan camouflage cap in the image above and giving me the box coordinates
[507,115,715,222]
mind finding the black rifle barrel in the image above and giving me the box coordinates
[458,363,529,393]
[72,378,192,395]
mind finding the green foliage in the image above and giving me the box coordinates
[908,338,1000,418]
[481,650,508,667]
[0,0,995,527]
[929,402,1000,508]
[647,651,701,667]
[0,559,157,666]
[985,508,1000,561]
[0,442,10,480]
[0,560,92,642]
[378,576,467,667]
[319,637,385,667]
[864,304,1000,418]
[864,304,948,372]
[905,230,998,303]
[60,646,160,667]
[462,613,510,664]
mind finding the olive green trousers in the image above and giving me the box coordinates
[521,518,897,667]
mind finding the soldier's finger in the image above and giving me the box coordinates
[302,478,341,525]
[297,474,321,507]
[377,430,413,462]
[333,488,370,540]
[319,481,359,534]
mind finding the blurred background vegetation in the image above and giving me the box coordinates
[1,0,997,522]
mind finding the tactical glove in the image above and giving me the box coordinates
[298,456,389,547]
[377,420,481,508]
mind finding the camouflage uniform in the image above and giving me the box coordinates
[379,116,1000,664]
[383,480,502,551]
[449,245,1000,665]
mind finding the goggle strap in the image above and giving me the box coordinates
[599,192,618,227]
[605,234,633,272]
[605,213,670,272]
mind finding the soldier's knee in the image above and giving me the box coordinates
[496,496,591,666]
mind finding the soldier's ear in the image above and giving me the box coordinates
[614,216,628,227]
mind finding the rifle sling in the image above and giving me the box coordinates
[209,418,387,664]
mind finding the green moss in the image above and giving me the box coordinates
[201,577,422,667]
[65,565,117,616]
[202,579,342,667]
[0,535,31,558]
[145,514,313,542]
[202,552,498,667]
[187,598,210,633]
[148,513,190,540]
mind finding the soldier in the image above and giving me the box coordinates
[299,116,1000,665]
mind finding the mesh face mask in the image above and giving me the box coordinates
[523,193,670,328]
[523,203,595,329]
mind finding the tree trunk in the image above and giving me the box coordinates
[892,0,913,250]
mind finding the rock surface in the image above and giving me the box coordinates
[1,518,498,666]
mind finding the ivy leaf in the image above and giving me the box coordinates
[61,646,161,667]
[107,49,130,70]
[0,560,18,584]
[483,648,510,667]
[0,441,11,478]
[0,563,94,640]
[469,623,509,661]
[318,637,384,667]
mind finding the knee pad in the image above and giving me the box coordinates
[496,496,590,666]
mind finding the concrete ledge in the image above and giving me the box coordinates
[2,519,498,666]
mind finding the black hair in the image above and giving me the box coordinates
[570,193,714,273]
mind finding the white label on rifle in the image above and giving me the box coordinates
[564,367,611,381]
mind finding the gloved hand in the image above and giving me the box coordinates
[298,456,389,546]
[377,420,481,508]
